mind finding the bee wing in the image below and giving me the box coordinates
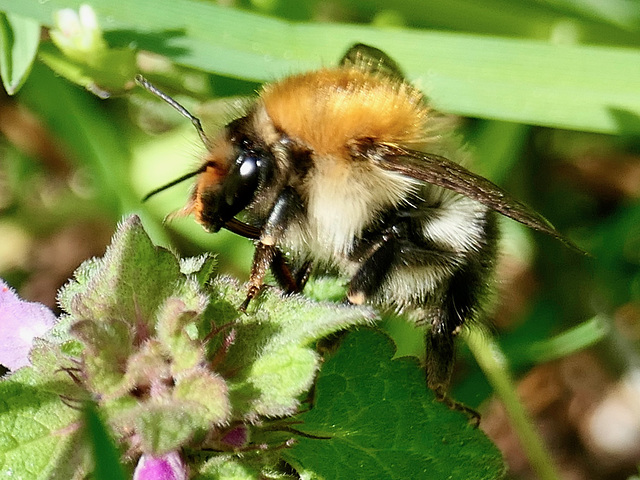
[340,43,405,80]
[371,144,584,253]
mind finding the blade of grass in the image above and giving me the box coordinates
[529,0,640,30]
[466,330,561,480]
[84,403,127,480]
[1,0,639,135]
[333,0,640,45]
[525,315,610,364]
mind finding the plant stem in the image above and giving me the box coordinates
[466,330,561,480]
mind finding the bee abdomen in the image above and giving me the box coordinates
[348,198,499,316]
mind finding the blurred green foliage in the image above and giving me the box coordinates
[0,1,639,478]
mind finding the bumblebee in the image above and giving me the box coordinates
[139,44,579,417]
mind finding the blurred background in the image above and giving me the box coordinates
[0,0,639,478]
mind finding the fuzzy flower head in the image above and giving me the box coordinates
[2,215,374,478]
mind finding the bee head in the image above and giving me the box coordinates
[191,133,275,233]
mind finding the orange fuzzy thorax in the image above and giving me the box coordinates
[260,68,430,157]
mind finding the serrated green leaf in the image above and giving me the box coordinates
[57,258,101,314]
[247,344,319,417]
[173,367,230,426]
[72,318,136,397]
[209,278,375,419]
[133,402,201,454]
[180,255,218,288]
[28,337,88,401]
[155,283,208,373]
[0,12,40,95]
[283,329,505,480]
[0,367,84,479]
[66,216,182,328]
[196,454,260,480]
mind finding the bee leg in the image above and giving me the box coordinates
[240,242,276,311]
[426,266,487,426]
[293,261,313,291]
[433,387,481,427]
[425,321,455,393]
[346,231,397,305]
[348,232,478,426]
[271,251,312,294]
[260,187,302,247]
[427,327,480,426]
[242,188,305,309]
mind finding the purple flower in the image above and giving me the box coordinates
[133,452,188,480]
[0,279,57,370]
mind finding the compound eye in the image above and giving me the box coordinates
[238,154,259,184]
[197,144,274,233]
[224,154,261,207]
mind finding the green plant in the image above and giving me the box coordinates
[1,1,639,479]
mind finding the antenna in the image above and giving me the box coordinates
[136,75,212,202]
[141,165,208,202]
[135,74,210,148]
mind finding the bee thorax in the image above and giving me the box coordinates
[300,156,418,259]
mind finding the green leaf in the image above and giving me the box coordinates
[173,367,230,426]
[283,329,505,480]
[303,276,349,303]
[0,364,85,479]
[155,284,208,374]
[132,402,201,454]
[84,403,127,480]
[180,255,218,288]
[197,454,260,480]
[63,215,182,331]
[71,317,137,396]
[1,0,640,133]
[0,12,40,95]
[209,278,375,419]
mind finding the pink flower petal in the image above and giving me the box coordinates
[0,280,57,370]
[133,452,188,480]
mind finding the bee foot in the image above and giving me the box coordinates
[434,389,481,427]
